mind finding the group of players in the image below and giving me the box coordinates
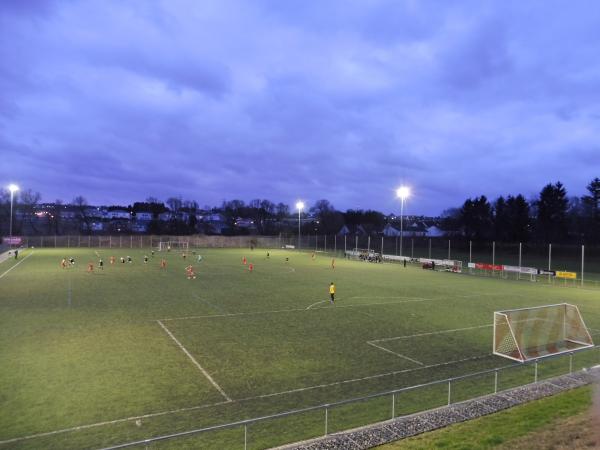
[58,248,337,300]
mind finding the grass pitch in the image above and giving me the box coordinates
[1,247,599,449]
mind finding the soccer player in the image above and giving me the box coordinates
[110,256,115,265]
[182,253,187,260]
[160,259,167,269]
[266,251,270,259]
[120,257,125,264]
[144,255,148,264]
[61,258,67,269]
[311,252,315,261]
[69,257,75,265]
[127,256,132,263]
[242,256,247,265]
[98,258,104,270]
[248,263,254,272]
[197,254,203,263]
[87,262,94,273]
[329,282,336,303]
[151,250,155,257]
[331,258,335,270]
[285,257,289,263]
[14,249,18,259]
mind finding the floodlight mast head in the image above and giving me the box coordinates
[396,186,410,200]
[8,184,19,194]
[296,201,305,211]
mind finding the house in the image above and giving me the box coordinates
[106,210,131,220]
[131,222,149,233]
[382,224,401,237]
[425,225,445,237]
[337,224,368,236]
[135,212,153,221]
[158,212,173,221]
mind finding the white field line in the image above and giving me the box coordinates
[156,320,232,402]
[234,353,495,402]
[161,296,438,322]
[0,399,231,446]
[370,324,493,344]
[366,341,424,366]
[0,251,33,280]
[0,352,495,446]
[306,300,327,310]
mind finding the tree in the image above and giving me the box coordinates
[19,189,42,234]
[582,178,600,242]
[73,196,92,234]
[166,197,183,213]
[535,182,568,243]
[505,195,530,242]
[460,196,492,240]
[493,196,509,241]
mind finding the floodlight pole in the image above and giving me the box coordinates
[8,185,19,248]
[298,209,301,249]
[400,196,404,256]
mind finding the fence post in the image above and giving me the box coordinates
[367,236,371,253]
[492,241,495,268]
[355,235,358,252]
[448,239,451,260]
[518,242,522,280]
[494,370,498,394]
[411,238,414,258]
[324,407,328,435]
[469,240,472,264]
[534,361,538,383]
[548,243,552,283]
[582,245,585,287]
[54,235,57,247]
[447,381,452,405]
[324,235,327,252]
[119,236,122,248]
[569,353,573,374]
[78,235,81,247]
[88,235,91,247]
[244,424,247,450]
[344,235,346,253]
[428,238,431,259]
[391,393,395,418]
[68,235,70,247]
[130,235,133,248]
[334,235,337,254]
[381,236,384,256]
[41,236,44,247]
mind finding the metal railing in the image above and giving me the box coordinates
[100,345,600,450]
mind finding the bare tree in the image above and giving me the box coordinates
[73,196,92,234]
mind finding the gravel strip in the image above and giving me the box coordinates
[276,367,599,450]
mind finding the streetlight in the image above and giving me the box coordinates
[8,184,19,248]
[396,186,410,256]
[296,201,304,250]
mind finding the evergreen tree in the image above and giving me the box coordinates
[536,182,568,242]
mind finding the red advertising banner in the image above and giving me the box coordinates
[474,263,504,271]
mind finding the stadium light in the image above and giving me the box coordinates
[296,201,304,250]
[396,186,411,256]
[8,184,19,248]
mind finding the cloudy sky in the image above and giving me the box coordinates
[1,0,599,215]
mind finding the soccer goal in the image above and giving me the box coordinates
[158,241,189,252]
[493,303,594,362]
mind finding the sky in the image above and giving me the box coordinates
[1,0,600,216]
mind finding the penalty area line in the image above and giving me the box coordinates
[0,352,496,446]
[156,320,232,402]
[370,324,493,344]
[366,341,424,366]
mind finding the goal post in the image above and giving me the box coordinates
[493,303,593,362]
[158,241,189,252]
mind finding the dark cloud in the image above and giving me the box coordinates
[1,1,600,214]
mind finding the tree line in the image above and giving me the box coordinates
[2,178,599,243]
[441,178,600,244]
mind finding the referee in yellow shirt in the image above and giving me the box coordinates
[329,282,336,303]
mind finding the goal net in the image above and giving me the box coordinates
[158,241,189,252]
[493,303,593,362]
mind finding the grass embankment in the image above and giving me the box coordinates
[380,385,597,449]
